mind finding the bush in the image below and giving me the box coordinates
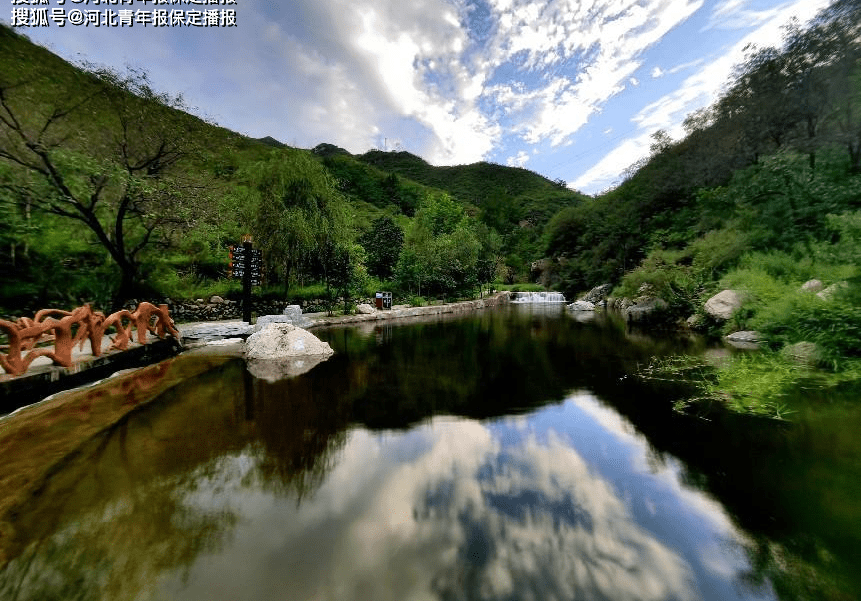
[754,285,861,370]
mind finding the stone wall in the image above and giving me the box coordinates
[152,297,373,323]
[307,292,511,328]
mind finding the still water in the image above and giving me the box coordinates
[1,305,859,600]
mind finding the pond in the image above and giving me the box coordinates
[1,304,859,600]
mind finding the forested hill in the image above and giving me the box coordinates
[545,0,861,300]
[311,144,587,231]
[0,23,581,314]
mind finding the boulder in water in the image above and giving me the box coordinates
[581,284,613,304]
[246,323,334,359]
[245,323,334,383]
[567,300,595,311]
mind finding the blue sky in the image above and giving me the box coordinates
[10,0,832,194]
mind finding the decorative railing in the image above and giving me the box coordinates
[0,302,179,377]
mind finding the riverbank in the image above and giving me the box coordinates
[177,292,512,344]
[1,293,513,414]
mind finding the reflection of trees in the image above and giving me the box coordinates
[318,308,861,600]
[0,355,352,600]
[315,305,699,430]
[245,367,351,503]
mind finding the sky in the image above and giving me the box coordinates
[8,0,833,195]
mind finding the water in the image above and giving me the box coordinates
[1,305,859,600]
[509,290,567,303]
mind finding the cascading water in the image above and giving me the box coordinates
[510,291,567,303]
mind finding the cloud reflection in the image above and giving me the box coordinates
[164,412,702,600]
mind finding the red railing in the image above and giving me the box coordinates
[0,302,179,377]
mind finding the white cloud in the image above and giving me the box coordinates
[572,0,832,193]
[507,150,530,167]
[487,0,704,147]
[651,66,665,78]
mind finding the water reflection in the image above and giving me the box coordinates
[1,307,858,600]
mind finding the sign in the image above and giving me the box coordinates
[229,245,264,285]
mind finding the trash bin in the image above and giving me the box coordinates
[375,291,392,310]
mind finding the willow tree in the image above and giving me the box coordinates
[247,149,352,294]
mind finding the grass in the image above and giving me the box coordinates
[641,350,861,420]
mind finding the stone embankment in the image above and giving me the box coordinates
[163,293,512,326]
[306,292,511,328]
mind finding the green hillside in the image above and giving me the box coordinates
[544,0,861,415]
[356,149,585,228]
[1,24,569,316]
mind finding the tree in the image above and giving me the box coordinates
[328,242,369,314]
[360,215,404,280]
[395,194,480,298]
[0,34,208,303]
[247,149,352,294]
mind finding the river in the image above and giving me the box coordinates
[0,304,858,600]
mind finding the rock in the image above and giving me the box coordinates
[704,290,746,320]
[614,297,633,310]
[637,283,655,296]
[209,295,224,304]
[246,323,334,360]
[686,314,703,329]
[726,330,759,343]
[816,281,848,301]
[782,341,818,366]
[246,355,332,383]
[622,297,668,322]
[356,303,376,315]
[245,324,333,383]
[256,311,312,330]
[179,321,253,343]
[581,284,613,304]
[725,330,760,349]
[800,279,823,293]
[282,304,303,317]
[567,300,595,311]
[725,330,760,342]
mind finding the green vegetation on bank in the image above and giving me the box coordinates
[0,25,582,318]
[2,0,861,415]
[585,0,861,415]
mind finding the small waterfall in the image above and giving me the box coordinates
[510,291,567,303]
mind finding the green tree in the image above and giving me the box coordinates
[0,43,209,303]
[395,194,480,298]
[360,215,404,279]
[247,149,352,294]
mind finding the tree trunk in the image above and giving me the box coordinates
[849,142,861,175]
[113,259,140,309]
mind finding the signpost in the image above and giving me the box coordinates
[229,239,263,323]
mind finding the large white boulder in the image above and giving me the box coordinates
[704,290,746,320]
[246,323,334,360]
[245,323,334,383]
[567,300,595,311]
